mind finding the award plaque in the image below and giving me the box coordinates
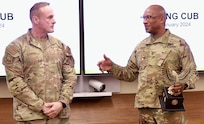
[160,62,198,111]
[159,87,185,111]
[160,63,186,111]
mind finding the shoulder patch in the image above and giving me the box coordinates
[3,43,20,65]
[6,43,20,57]
[3,53,15,64]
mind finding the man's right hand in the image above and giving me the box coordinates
[97,54,113,73]
[42,102,63,119]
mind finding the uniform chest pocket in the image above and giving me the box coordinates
[136,49,171,67]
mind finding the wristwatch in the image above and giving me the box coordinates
[184,83,188,90]
[60,102,67,108]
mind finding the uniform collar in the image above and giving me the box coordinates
[26,29,56,47]
[146,29,171,45]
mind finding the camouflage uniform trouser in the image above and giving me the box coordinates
[16,117,69,124]
[138,108,187,124]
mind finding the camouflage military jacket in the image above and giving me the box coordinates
[110,29,198,108]
[2,29,77,121]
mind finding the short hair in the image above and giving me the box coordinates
[29,2,50,21]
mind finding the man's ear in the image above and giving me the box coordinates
[32,16,39,24]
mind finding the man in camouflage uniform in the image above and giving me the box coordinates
[97,5,198,124]
[2,2,77,124]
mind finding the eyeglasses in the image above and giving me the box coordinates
[141,15,159,20]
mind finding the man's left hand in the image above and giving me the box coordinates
[43,102,63,118]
